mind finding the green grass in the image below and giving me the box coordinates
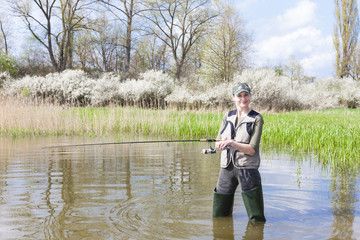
[66,107,222,138]
[1,103,359,170]
[262,108,360,171]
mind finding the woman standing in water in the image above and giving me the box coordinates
[213,82,266,222]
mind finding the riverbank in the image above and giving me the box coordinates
[0,97,222,138]
[1,98,359,170]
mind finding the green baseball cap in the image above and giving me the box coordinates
[232,82,251,95]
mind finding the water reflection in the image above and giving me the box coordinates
[212,218,264,240]
[328,170,358,240]
[0,137,359,239]
[212,217,234,239]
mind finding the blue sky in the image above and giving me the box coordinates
[233,0,338,78]
[3,0,358,79]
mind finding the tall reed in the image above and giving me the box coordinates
[0,96,221,138]
[1,97,359,170]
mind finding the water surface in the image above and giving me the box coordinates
[0,137,359,239]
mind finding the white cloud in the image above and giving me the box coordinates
[250,0,334,77]
[257,0,317,38]
[256,27,329,58]
[274,0,317,32]
[301,51,334,77]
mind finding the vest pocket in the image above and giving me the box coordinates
[233,151,248,167]
[221,149,230,167]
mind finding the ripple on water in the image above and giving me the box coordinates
[107,193,212,239]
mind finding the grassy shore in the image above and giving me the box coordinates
[0,98,222,138]
[1,98,359,170]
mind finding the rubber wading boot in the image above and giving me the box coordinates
[212,190,235,217]
[242,185,266,222]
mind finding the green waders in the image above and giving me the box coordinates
[242,185,266,222]
[212,190,234,217]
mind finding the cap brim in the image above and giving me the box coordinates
[234,89,250,95]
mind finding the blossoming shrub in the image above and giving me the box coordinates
[165,83,233,110]
[234,69,360,110]
[3,68,360,110]
[336,78,360,108]
[294,77,339,110]
[106,70,174,108]
[233,68,304,111]
[131,70,174,108]
[3,69,174,107]
[91,72,122,106]
[3,70,96,105]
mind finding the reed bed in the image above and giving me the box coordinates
[1,97,359,170]
[262,109,360,171]
[0,96,221,138]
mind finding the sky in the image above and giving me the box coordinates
[233,0,338,78]
[2,0,358,79]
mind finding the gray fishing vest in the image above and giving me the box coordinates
[220,110,261,169]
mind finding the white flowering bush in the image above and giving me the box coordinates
[233,68,304,111]
[139,70,174,98]
[91,72,122,105]
[196,83,234,109]
[165,83,234,109]
[108,70,174,107]
[3,69,174,107]
[3,67,360,110]
[165,85,196,109]
[294,77,340,110]
[3,70,97,105]
[132,70,174,107]
[337,78,360,108]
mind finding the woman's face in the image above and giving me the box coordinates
[232,91,251,108]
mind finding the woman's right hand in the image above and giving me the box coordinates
[216,138,231,150]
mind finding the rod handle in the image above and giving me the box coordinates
[199,139,221,142]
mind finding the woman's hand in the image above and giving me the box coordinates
[216,138,234,150]
[216,138,256,156]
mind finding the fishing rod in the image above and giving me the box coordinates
[43,139,221,154]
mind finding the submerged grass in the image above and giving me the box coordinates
[1,97,359,170]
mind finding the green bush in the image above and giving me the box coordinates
[0,52,19,78]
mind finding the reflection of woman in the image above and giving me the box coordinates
[212,82,266,222]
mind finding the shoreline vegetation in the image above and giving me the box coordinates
[1,96,359,172]
[2,69,360,171]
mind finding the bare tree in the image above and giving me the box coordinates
[0,19,9,54]
[201,4,251,83]
[18,35,53,76]
[11,0,59,70]
[334,0,360,79]
[133,34,169,72]
[350,44,360,81]
[0,6,13,55]
[10,0,90,72]
[59,0,90,69]
[75,15,124,72]
[144,0,219,81]
[284,55,304,89]
[97,0,146,77]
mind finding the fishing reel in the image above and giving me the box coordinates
[201,141,216,154]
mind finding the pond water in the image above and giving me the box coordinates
[0,136,359,240]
